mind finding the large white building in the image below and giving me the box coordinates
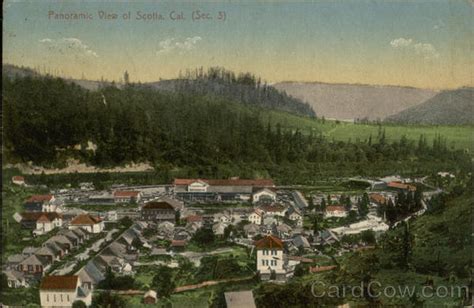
[255,235,286,280]
[248,209,263,225]
[40,275,92,307]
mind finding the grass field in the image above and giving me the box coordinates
[265,110,474,151]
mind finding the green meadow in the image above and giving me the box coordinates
[266,110,474,152]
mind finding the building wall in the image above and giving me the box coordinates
[40,290,77,307]
[257,249,284,273]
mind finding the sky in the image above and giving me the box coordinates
[3,1,473,89]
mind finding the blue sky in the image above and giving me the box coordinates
[3,1,472,88]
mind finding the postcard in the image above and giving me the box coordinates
[2,1,472,307]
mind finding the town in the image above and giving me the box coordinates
[2,172,447,307]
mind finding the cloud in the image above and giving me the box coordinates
[157,36,202,55]
[390,37,439,60]
[39,37,98,58]
[390,38,412,48]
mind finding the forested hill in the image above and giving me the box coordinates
[3,65,315,117]
[385,87,474,125]
[147,67,315,117]
[3,73,470,176]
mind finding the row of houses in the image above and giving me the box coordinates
[4,226,92,288]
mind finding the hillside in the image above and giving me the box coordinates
[2,64,314,117]
[146,67,315,117]
[385,87,474,125]
[273,82,437,121]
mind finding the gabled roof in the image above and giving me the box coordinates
[12,176,25,182]
[26,194,53,203]
[174,178,274,187]
[143,201,175,210]
[369,193,386,204]
[326,205,346,213]
[254,235,284,250]
[40,275,78,290]
[387,182,416,191]
[20,254,49,266]
[70,214,102,225]
[186,215,203,223]
[144,290,157,299]
[114,190,140,197]
[21,212,62,222]
[259,204,286,213]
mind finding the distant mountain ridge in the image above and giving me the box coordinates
[385,87,474,125]
[2,64,315,117]
[274,81,438,121]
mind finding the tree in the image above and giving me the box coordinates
[72,300,87,308]
[91,291,126,308]
[192,227,215,246]
[360,230,376,245]
[312,215,320,234]
[320,198,327,212]
[1,272,8,289]
[152,265,176,298]
[175,210,181,225]
[119,216,133,228]
[131,237,143,250]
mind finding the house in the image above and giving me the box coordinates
[3,270,29,288]
[12,175,26,186]
[243,223,261,239]
[213,212,231,224]
[35,244,62,263]
[157,221,175,238]
[292,191,309,210]
[17,254,50,277]
[113,190,141,204]
[22,247,39,257]
[69,214,104,233]
[141,201,177,222]
[224,290,256,308]
[291,235,311,250]
[274,223,292,238]
[40,275,92,307]
[144,290,158,304]
[24,194,57,212]
[212,222,228,236]
[387,182,416,192]
[325,205,347,218]
[259,204,287,217]
[171,239,187,251]
[255,235,286,280]
[369,193,386,205]
[287,208,303,227]
[315,230,339,246]
[77,261,105,291]
[185,215,203,227]
[20,212,63,235]
[252,188,277,204]
[248,209,263,225]
[6,254,25,270]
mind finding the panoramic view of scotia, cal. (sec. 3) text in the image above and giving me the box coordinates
[2,1,473,307]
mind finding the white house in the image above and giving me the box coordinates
[212,222,228,236]
[325,205,347,218]
[187,180,209,192]
[12,176,26,186]
[255,235,286,280]
[113,191,141,204]
[40,275,91,307]
[69,214,104,233]
[259,204,287,217]
[248,209,263,225]
[214,213,231,224]
[35,213,63,236]
[252,188,277,204]
[287,208,303,227]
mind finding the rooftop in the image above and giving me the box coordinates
[70,214,102,225]
[143,201,175,210]
[40,275,78,290]
[26,194,53,203]
[254,235,284,250]
[174,178,274,187]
